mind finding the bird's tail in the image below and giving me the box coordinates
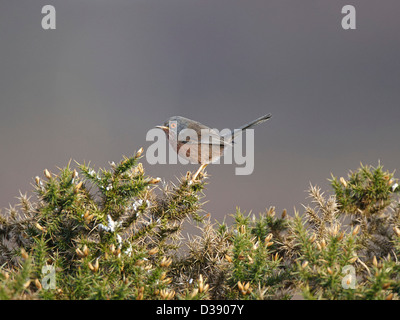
[238,113,272,131]
[223,113,272,142]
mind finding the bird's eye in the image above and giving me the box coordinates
[170,122,177,129]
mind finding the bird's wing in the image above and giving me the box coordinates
[199,129,232,146]
[179,128,231,146]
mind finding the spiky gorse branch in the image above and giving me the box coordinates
[0,149,207,299]
[227,208,291,299]
[290,209,361,299]
[331,163,397,216]
[2,157,400,300]
[170,207,291,300]
[172,217,231,299]
[331,163,400,259]
[0,249,34,299]
[291,164,400,299]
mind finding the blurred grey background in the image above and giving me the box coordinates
[1,0,399,223]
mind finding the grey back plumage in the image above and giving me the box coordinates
[163,113,272,145]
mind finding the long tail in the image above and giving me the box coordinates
[223,113,272,142]
[238,113,272,130]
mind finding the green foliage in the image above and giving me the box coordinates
[291,164,400,299]
[331,164,400,259]
[1,155,400,300]
[0,250,34,300]
[0,151,206,300]
[227,208,291,299]
[331,163,397,216]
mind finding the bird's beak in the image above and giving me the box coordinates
[156,125,169,131]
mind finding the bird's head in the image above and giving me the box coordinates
[156,116,191,137]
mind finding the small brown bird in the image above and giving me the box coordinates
[156,114,272,180]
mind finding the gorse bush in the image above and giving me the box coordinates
[290,164,400,300]
[0,152,399,300]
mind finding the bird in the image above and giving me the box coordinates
[156,113,272,181]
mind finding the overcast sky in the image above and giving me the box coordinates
[1,0,399,223]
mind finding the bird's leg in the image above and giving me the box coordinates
[192,163,208,181]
